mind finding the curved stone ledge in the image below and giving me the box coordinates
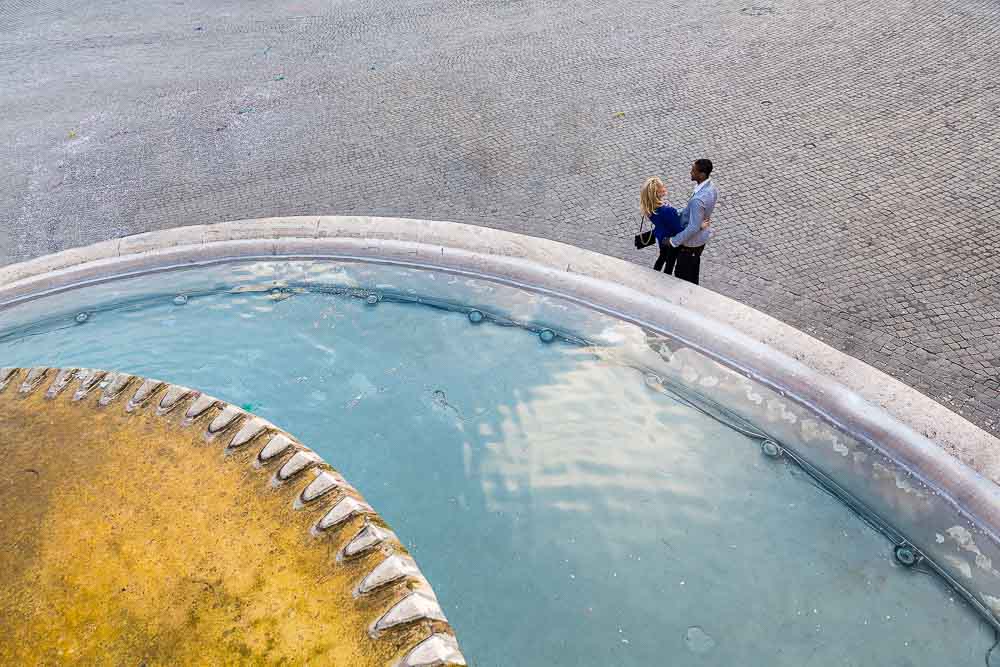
[0,217,995,484]
[0,366,466,667]
[1,216,1000,632]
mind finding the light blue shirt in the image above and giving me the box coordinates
[669,179,717,248]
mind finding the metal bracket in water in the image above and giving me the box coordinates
[893,543,922,568]
[760,439,782,458]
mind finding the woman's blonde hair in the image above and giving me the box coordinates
[640,177,665,217]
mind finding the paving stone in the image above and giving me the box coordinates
[0,0,997,436]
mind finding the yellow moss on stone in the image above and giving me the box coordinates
[0,382,427,666]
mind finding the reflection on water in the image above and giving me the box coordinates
[0,262,992,666]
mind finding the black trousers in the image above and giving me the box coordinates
[675,245,705,285]
[653,240,679,274]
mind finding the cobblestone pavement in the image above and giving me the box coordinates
[2,0,999,434]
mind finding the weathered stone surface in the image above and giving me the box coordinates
[276,450,322,481]
[358,555,421,595]
[19,367,49,394]
[45,368,78,399]
[399,634,467,667]
[158,384,194,413]
[228,416,269,448]
[98,373,133,406]
[126,378,163,412]
[0,368,462,665]
[301,470,348,504]
[208,404,243,434]
[317,496,373,531]
[258,433,294,462]
[373,592,447,636]
[343,524,399,559]
[0,368,17,392]
[72,370,106,401]
[184,393,217,419]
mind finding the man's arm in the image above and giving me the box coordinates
[669,198,705,247]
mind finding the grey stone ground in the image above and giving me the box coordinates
[2,0,998,434]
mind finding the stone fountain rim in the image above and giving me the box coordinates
[1,215,998,535]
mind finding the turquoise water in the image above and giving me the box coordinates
[0,261,993,665]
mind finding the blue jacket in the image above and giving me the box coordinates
[649,205,682,242]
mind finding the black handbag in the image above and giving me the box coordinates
[634,215,656,249]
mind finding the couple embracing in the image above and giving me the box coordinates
[638,159,716,285]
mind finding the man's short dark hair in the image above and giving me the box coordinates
[695,159,713,177]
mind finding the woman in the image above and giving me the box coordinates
[640,177,683,274]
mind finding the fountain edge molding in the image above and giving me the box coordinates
[2,215,1000,623]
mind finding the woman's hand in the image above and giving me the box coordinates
[700,216,712,230]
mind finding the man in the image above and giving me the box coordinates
[667,159,717,285]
